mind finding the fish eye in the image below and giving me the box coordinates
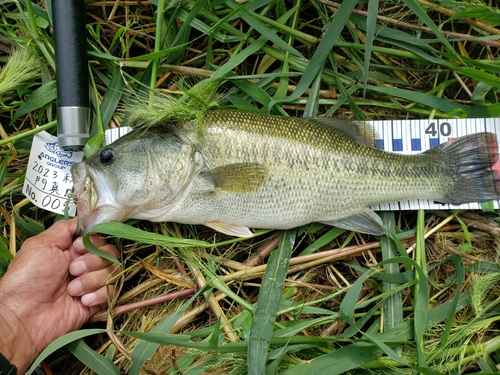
[99,149,114,164]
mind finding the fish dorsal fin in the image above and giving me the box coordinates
[205,220,254,237]
[309,118,377,147]
[206,163,269,193]
[321,208,387,235]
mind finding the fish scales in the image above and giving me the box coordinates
[166,111,446,228]
[71,109,500,237]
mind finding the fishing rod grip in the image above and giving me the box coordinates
[53,0,90,151]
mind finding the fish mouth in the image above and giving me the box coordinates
[71,163,121,236]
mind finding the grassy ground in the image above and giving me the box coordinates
[2,0,500,374]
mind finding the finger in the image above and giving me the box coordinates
[67,264,120,297]
[69,244,120,277]
[72,234,109,255]
[88,304,105,317]
[45,219,78,244]
[80,285,116,307]
[20,219,77,255]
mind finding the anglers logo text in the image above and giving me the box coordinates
[44,142,73,159]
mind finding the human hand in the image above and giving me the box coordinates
[0,219,121,373]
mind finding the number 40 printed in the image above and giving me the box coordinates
[425,122,452,137]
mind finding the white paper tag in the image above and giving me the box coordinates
[23,131,83,215]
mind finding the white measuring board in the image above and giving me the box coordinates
[105,117,500,211]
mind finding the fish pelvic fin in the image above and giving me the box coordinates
[320,208,387,236]
[206,163,269,193]
[205,220,254,237]
[427,132,500,205]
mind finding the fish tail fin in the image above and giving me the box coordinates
[427,132,500,205]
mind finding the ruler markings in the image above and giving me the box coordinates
[410,119,419,152]
[392,120,402,152]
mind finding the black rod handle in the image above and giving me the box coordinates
[53,0,90,151]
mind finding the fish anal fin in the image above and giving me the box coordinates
[207,163,268,193]
[321,209,387,235]
[205,220,254,237]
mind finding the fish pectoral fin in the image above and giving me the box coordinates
[321,209,387,236]
[206,163,268,193]
[205,220,254,238]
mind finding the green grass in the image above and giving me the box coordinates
[1,0,500,374]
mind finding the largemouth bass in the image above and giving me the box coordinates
[71,109,500,237]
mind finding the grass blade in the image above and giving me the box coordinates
[66,340,121,375]
[10,80,57,124]
[269,0,360,111]
[379,213,403,346]
[299,227,345,256]
[362,0,379,96]
[281,343,384,375]
[225,0,301,57]
[402,0,462,61]
[0,236,11,274]
[130,289,204,375]
[438,255,465,352]
[95,64,124,132]
[87,222,211,248]
[27,329,108,374]
[149,0,165,97]
[380,257,429,367]
[248,229,296,375]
